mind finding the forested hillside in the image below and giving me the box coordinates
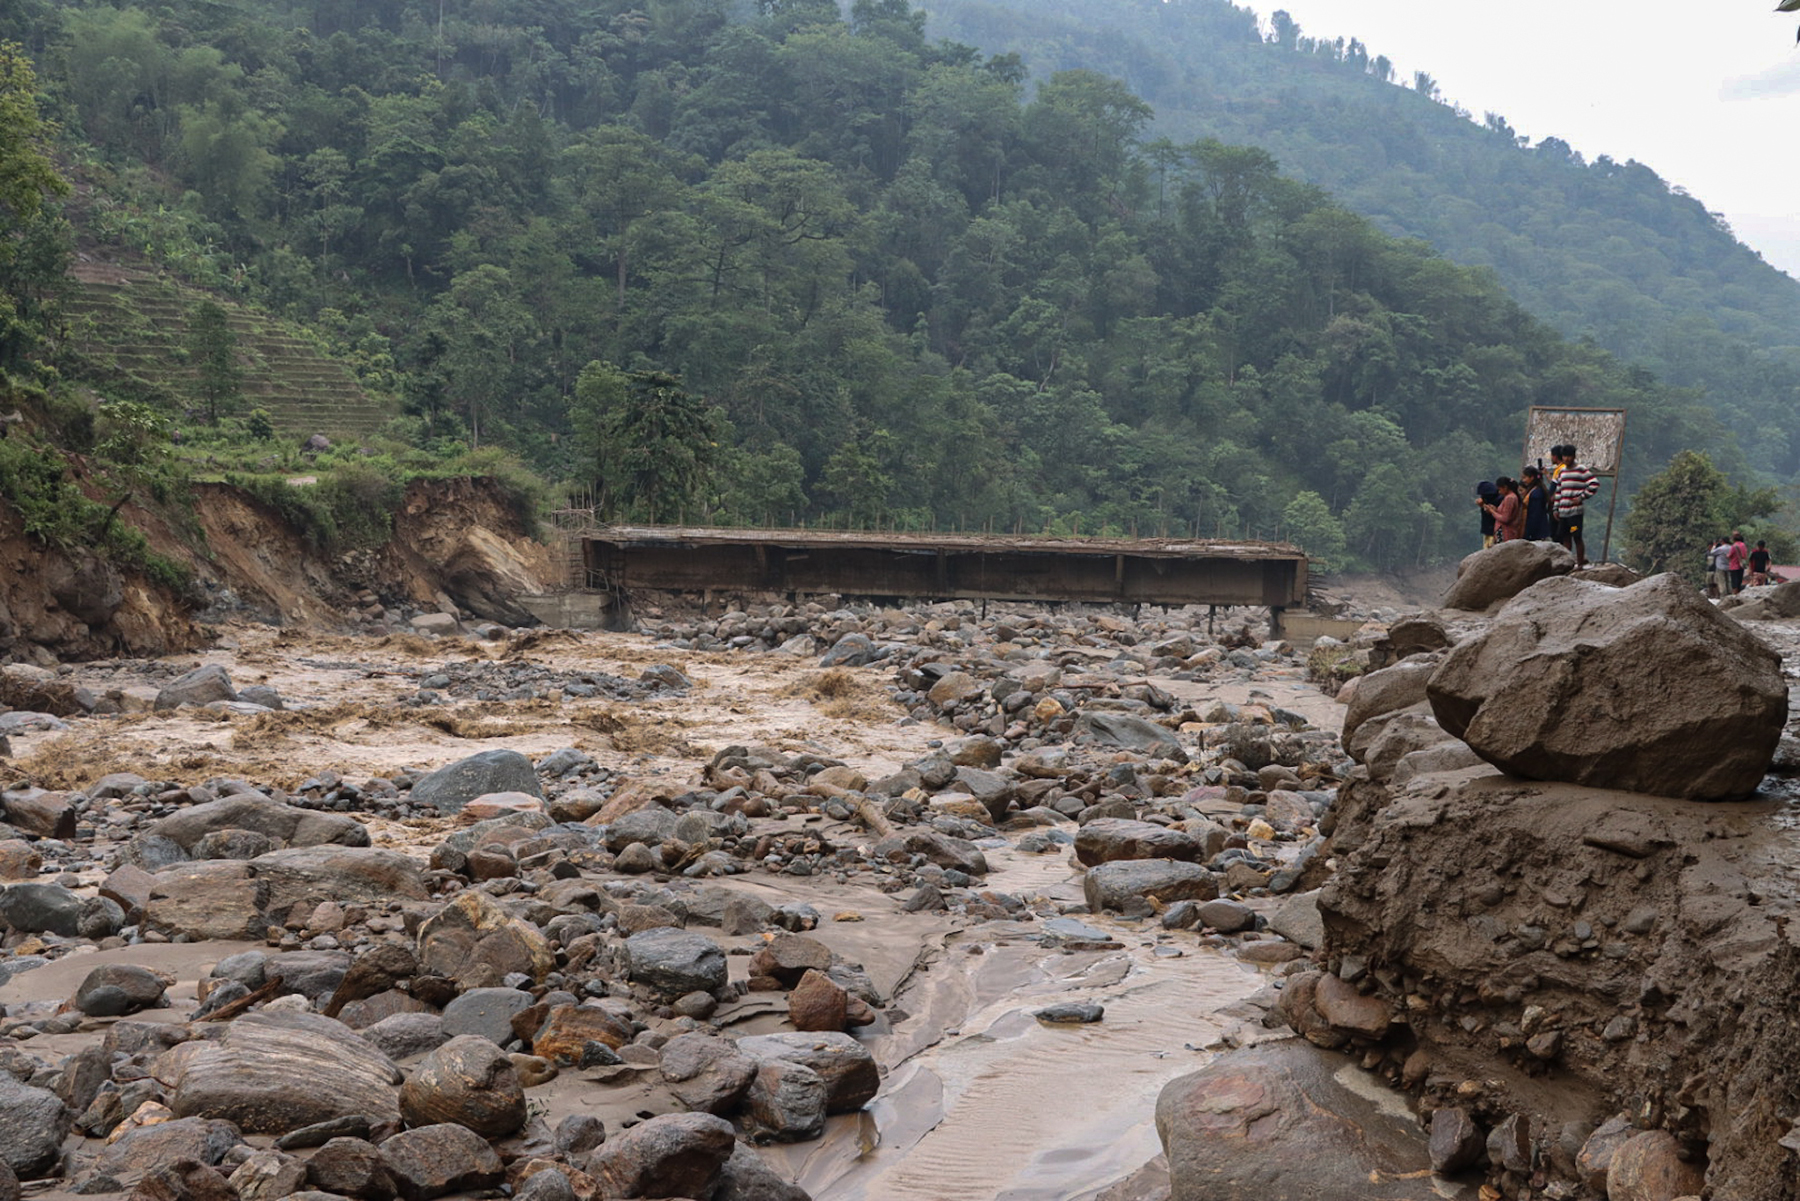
[925,0,1800,478]
[0,0,1766,573]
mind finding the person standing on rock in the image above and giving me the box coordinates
[1709,538,1733,598]
[1518,466,1551,540]
[1729,531,1749,594]
[1482,477,1523,543]
[1749,540,1773,587]
[1475,480,1500,548]
[1552,445,1600,566]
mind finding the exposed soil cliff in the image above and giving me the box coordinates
[0,475,557,664]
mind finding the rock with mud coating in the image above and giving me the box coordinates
[1,790,76,839]
[746,934,833,987]
[1428,573,1787,799]
[416,887,553,986]
[1340,659,1437,748]
[127,1159,238,1201]
[583,1113,736,1200]
[786,970,848,1033]
[1082,859,1217,914]
[172,1012,401,1134]
[150,796,369,853]
[399,1036,525,1137]
[145,862,265,940]
[0,1076,72,1177]
[1428,1107,1484,1174]
[227,1149,308,1201]
[1156,1041,1440,1200]
[736,1033,877,1115]
[378,1124,503,1201]
[660,1033,758,1115]
[715,1145,811,1201]
[627,927,728,996]
[304,1137,391,1198]
[409,750,544,815]
[1075,819,1206,866]
[1441,539,1575,611]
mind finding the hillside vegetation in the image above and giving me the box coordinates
[924,0,1800,477]
[0,0,1781,577]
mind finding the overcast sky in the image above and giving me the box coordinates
[1244,0,1800,280]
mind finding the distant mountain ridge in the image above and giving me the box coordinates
[924,0,1800,477]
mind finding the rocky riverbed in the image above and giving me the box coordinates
[5,552,1800,1201]
[0,597,1363,1201]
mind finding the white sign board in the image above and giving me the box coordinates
[1523,407,1627,477]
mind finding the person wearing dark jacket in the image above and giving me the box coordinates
[1519,466,1551,540]
[1476,480,1500,548]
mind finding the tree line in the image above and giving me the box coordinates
[0,0,1765,572]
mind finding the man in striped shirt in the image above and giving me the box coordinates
[1553,444,1601,567]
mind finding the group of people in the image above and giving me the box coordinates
[1476,444,1601,567]
[1706,533,1774,596]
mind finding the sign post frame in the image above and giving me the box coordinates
[1522,406,1628,565]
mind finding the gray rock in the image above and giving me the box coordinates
[1267,890,1325,950]
[744,1060,827,1143]
[601,806,678,853]
[0,1076,71,1177]
[0,882,82,936]
[409,750,544,815]
[155,665,238,710]
[193,829,279,861]
[171,1012,402,1134]
[660,1033,758,1116]
[714,1145,811,1201]
[93,1117,243,1188]
[73,963,167,1016]
[1429,1107,1485,1173]
[584,1113,736,1200]
[362,1013,449,1061]
[1075,819,1206,866]
[151,796,369,854]
[1082,859,1218,914]
[250,847,429,913]
[229,1148,308,1201]
[398,1036,525,1138]
[736,1033,877,1115]
[440,988,533,1046]
[626,928,728,996]
[514,1168,576,1201]
[378,1124,503,1201]
[1196,898,1256,934]
[1075,712,1187,761]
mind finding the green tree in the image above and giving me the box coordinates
[573,361,725,522]
[1281,490,1347,570]
[1621,450,1747,583]
[0,42,70,369]
[186,300,244,423]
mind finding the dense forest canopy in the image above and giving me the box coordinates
[0,0,1778,572]
[924,0,1800,479]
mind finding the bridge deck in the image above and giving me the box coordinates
[576,524,1308,610]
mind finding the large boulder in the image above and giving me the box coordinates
[1428,573,1787,799]
[155,665,237,710]
[409,750,544,816]
[379,1124,503,1201]
[250,847,429,915]
[172,1012,402,1133]
[1155,1041,1440,1200]
[0,1076,71,1177]
[145,862,265,940]
[735,1033,877,1115]
[1441,539,1576,612]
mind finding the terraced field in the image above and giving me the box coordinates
[61,262,393,438]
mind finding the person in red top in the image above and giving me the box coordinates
[1482,477,1523,542]
[1728,531,1749,594]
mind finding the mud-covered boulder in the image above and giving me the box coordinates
[735,1033,877,1115]
[1074,712,1186,761]
[1074,819,1207,866]
[410,750,543,815]
[250,847,429,914]
[1428,573,1787,799]
[1441,539,1575,612]
[1341,659,1437,749]
[379,1124,503,1201]
[660,1034,758,1115]
[1155,1041,1440,1200]
[418,890,553,985]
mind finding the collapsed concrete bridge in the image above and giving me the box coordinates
[532,521,1312,633]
